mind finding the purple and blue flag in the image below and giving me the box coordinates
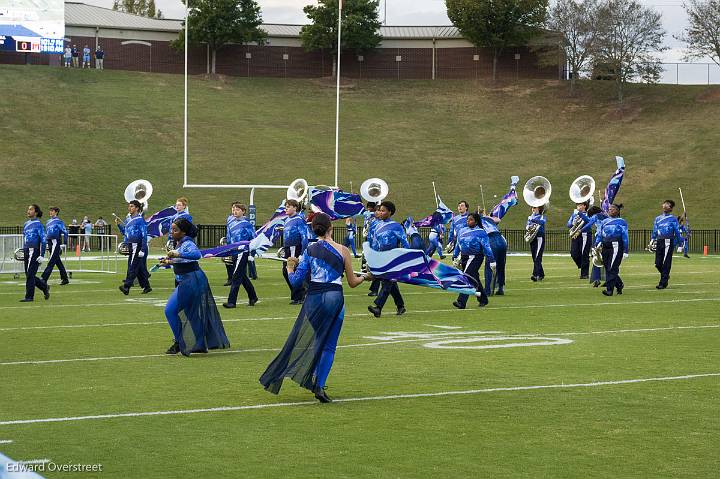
[601,156,625,213]
[146,206,177,238]
[309,189,364,220]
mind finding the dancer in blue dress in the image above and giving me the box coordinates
[260,213,368,403]
[162,218,230,356]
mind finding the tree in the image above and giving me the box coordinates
[593,0,666,103]
[173,0,267,75]
[543,0,600,92]
[677,0,720,66]
[300,0,382,78]
[445,0,549,81]
[113,0,152,17]
[147,0,156,18]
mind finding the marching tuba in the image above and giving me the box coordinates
[360,178,389,239]
[568,175,595,239]
[117,179,154,256]
[13,248,25,262]
[523,176,552,242]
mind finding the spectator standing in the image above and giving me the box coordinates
[68,219,80,249]
[82,45,91,68]
[71,45,79,68]
[81,216,93,252]
[95,46,104,70]
[64,46,72,67]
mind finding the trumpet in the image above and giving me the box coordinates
[219,236,234,265]
[117,242,131,256]
[13,248,25,262]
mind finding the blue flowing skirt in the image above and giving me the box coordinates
[260,284,344,394]
[175,270,230,355]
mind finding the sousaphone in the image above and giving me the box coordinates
[523,176,552,242]
[568,175,595,238]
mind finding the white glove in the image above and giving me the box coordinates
[36,256,46,264]
[676,247,683,253]
[452,257,461,268]
[623,253,629,259]
[489,262,497,272]
[248,254,255,262]
[138,250,146,258]
[60,244,66,250]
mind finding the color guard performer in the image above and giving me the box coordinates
[482,177,519,296]
[678,215,690,258]
[19,204,50,302]
[41,206,70,285]
[344,217,360,258]
[528,205,547,281]
[595,203,628,296]
[223,202,258,308]
[116,200,152,295]
[426,221,446,259]
[446,201,469,263]
[453,213,495,309]
[162,218,230,356]
[260,213,368,403]
[581,205,606,287]
[367,201,410,318]
[651,200,684,290]
[167,197,192,248]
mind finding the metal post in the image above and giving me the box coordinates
[676,63,679,84]
[709,63,711,85]
[333,0,343,188]
[183,2,188,186]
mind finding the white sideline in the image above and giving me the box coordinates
[0,440,13,444]
[1,324,717,367]
[1,297,719,333]
[1,373,717,426]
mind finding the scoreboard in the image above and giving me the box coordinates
[0,0,64,54]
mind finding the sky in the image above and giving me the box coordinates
[78,0,712,65]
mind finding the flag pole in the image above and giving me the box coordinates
[432,181,438,207]
[333,0,343,188]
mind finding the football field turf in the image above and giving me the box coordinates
[1,253,718,477]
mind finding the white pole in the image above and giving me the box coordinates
[678,187,686,215]
[480,184,486,213]
[183,2,188,187]
[333,0,343,188]
[432,181,438,207]
[250,187,256,205]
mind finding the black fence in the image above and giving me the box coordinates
[193,226,720,254]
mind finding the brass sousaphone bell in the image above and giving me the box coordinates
[360,178,389,203]
[568,175,596,238]
[522,176,552,242]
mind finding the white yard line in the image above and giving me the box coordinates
[1,373,717,426]
[1,297,718,333]
[1,323,717,367]
[0,440,13,444]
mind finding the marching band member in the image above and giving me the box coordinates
[446,201,469,262]
[260,213,365,403]
[594,203,628,296]
[362,202,381,297]
[581,205,606,287]
[567,201,592,279]
[344,217,360,258]
[223,202,258,308]
[528,205,547,281]
[168,197,192,247]
[162,218,230,356]
[453,213,495,309]
[426,221,446,259]
[678,215,691,258]
[367,201,410,318]
[41,206,70,285]
[260,213,368,403]
[282,199,309,304]
[20,204,50,302]
[651,200,684,290]
[482,178,518,296]
[116,200,152,295]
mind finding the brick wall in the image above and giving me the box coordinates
[1,36,559,80]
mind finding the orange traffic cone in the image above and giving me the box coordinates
[76,244,81,257]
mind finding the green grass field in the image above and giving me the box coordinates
[1,65,719,228]
[1,252,718,477]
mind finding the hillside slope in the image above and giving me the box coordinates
[1,65,718,228]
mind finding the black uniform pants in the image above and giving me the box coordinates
[374,279,404,310]
[227,252,257,304]
[123,243,150,289]
[655,237,675,287]
[457,253,488,307]
[41,239,69,282]
[23,247,48,300]
[530,234,545,279]
[602,240,624,293]
[570,231,592,277]
[282,245,306,301]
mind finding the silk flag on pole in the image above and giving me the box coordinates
[413,195,453,227]
[146,206,177,238]
[309,189,364,220]
[601,156,625,213]
[363,242,480,296]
